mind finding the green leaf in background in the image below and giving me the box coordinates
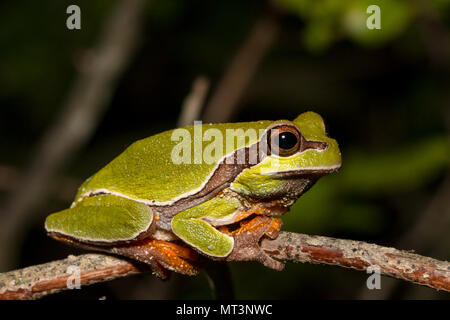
[275,0,438,50]
[342,0,414,47]
[303,18,336,52]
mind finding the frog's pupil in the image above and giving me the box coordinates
[276,132,297,150]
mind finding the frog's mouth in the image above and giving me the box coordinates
[261,164,341,178]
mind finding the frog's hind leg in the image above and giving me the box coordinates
[112,239,200,277]
[45,194,199,278]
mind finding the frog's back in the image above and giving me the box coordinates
[75,121,271,205]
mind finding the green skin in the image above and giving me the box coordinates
[45,112,341,260]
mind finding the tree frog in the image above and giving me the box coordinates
[45,112,341,278]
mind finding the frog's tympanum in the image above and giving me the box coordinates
[45,112,341,278]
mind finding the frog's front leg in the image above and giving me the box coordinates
[171,195,284,270]
[219,215,284,271]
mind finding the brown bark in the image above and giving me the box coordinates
[1,232,448,299]
[261,232,450,292]
[0,254,140,300]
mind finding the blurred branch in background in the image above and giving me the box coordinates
[202,8,280,123]
[1,231,449,300]
[177,76,210,127]
[0,0,147,271]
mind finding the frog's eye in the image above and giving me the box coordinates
[268,125,302,157]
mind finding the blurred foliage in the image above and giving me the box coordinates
[1,0,449,299]
[284,136,450,236]
[275,0,449,51]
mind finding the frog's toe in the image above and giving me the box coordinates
[263,217,282,239]
[258,252,285,271]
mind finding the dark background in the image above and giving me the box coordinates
[0,0,449,299]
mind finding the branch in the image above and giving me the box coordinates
[261,232,450,292]
[357,168,450,299]
[0,254,141,300]
[1,232,449,299]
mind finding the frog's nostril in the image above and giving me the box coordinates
[316,142,328,150]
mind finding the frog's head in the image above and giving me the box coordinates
[230,112,341,201]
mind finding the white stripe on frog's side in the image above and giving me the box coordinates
[72,136,266,208]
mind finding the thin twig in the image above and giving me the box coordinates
[177,76,210,127]
[0,232,448,300]
[0,0,147,271]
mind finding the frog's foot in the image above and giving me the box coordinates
[219,215,284,271]
[113,239,200,278]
